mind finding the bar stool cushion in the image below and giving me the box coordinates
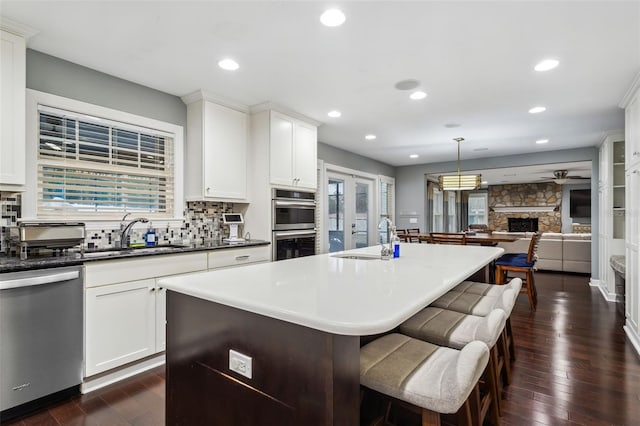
[430,288,516,316]
[400,308,506,349]
[495,253,534,268]
[360,334,489,414]
[454,277,522,297]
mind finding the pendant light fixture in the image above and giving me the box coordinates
[438,137,481,191]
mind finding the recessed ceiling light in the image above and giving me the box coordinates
[327,110,341,118]
[410,91,427,100]
[218,59,239,71]
[395,79,420,90]
[528,106,546,114]
[444,123,461,128]
[409,154,419,159]
[534,59,559,72]
[536,139,549,144]
[473,147,489,152]
[365,134,376,140]
[320,9,346,27]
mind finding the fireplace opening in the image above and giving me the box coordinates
[508,218,539,232]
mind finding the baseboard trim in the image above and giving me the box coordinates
[624,325,640,359]
[81,353,165,394]
[590,278,616,302]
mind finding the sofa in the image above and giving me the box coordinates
[492,232,591,274]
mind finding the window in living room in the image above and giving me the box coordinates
[468,192,488,225]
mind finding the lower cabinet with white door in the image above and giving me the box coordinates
[84,252,208,377]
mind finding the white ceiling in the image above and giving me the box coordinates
[2,1,639,167]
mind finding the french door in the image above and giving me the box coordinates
[326,171,375,252]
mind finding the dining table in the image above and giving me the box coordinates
[399,232,519,246]
[399,232,520,282]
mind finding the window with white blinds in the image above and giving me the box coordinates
[37,106,174,218]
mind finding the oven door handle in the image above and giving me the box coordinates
[273,200,316,208]
[273,229,317,238]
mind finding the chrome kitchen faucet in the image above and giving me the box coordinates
[119,213,149,248]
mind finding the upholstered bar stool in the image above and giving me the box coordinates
[430,284,519,385]
[360,334,496,426]
[452,278,522,365]
[399,308,507,416]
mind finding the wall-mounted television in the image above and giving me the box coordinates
[570,189,591,217]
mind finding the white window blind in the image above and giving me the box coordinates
[37,106,174,219]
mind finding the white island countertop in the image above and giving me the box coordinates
[159,243,504,336]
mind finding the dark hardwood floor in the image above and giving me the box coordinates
[3,271,640,425]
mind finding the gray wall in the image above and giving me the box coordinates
[395,147,600,278]
[562,182,592,233]
[26,50,186,127]
[318,142,395,177]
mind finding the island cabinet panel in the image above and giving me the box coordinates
[166,291,360,426]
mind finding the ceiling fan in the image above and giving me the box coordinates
[541,170,590,184]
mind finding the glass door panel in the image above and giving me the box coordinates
[326,172,375,251]
[354,180,371,249]
[327,178,345,252]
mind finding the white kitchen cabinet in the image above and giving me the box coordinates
[207,245,271,269]
[0,29,26,189]
[269,111,317,189]
[626,89,640,169]
[183,91,248,201]
[621,73,640,355]
[84,252,208,376]
[85,279,157,376]
[598,135,625,299]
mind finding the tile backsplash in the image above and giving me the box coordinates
[0,193,237,254]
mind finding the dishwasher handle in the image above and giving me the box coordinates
[0,270,80,290]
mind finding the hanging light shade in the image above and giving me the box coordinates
[438,137,481,191]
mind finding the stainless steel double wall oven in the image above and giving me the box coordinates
[271,189,316,261]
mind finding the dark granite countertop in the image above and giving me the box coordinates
[0,240,270,273]
[610,255,626,275]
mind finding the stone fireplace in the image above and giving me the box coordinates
[508,217,539,232]
[488,183,562,232]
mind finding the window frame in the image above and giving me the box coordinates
[24,89,184,225]
[468,191,489,226]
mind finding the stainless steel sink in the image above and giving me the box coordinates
[82,245,186,258]
[330,253,382,261]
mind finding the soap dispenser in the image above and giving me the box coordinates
[145,223,156,247]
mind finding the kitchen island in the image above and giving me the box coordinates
[159,243,503,425]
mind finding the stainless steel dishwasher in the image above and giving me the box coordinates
[0,266,83,418]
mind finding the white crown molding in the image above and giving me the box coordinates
[0,17,39,38]
[619,71,640,108]
[250,101,322,127]
[599,129,625,146]
[180,90,249,113]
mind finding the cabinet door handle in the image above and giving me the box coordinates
[235,255,250,261]
[206,187,211,192]
[150,287,156,292]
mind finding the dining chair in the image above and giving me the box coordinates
[430,232,467,245]
[468,224,489,232]
[494,232,542,311]
[405,228,421,243]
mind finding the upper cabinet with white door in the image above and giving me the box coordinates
[269,110,318,189]
[182,91,248,201]
[0,26,28,190]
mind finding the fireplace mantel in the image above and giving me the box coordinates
[492,206,557,213]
